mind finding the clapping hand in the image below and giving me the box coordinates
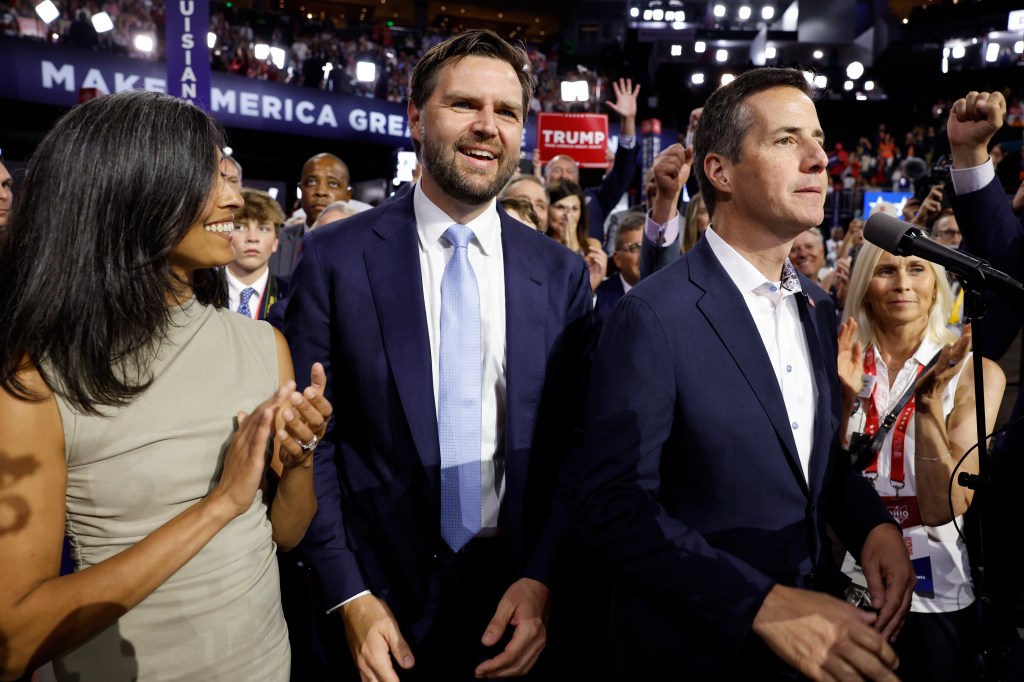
[275,362,332,469]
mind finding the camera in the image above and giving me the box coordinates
[910,154,953,202]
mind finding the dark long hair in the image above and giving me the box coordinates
[0,90,227,414]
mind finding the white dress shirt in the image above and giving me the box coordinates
[413,186,507,535]
[950,157,994,195]
[226,268,269,320]
[703,226,818,480]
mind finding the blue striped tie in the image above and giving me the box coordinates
[237,287,256,318]
[438,224,482,552]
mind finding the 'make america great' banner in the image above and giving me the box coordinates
[536,112,610,169]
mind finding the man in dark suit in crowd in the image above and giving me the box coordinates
[945,90,1024,650]
[594,213,643,323]
[283,29,591,681]
[270,152,352,278]
[575,67,915,680]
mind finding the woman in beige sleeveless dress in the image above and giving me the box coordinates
[0,90,331,681]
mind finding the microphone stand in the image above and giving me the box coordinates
[958,279,1024,680]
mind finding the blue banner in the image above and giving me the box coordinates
[0,37,678,153]
[165,0,210,108]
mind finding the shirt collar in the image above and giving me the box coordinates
[870,337,943,374]
[225,267,269,298]
[413,184,500,256]
[912,337,943,367]
[703,225,802,296]
[619,273,633,294]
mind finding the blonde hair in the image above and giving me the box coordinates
[682,192,706,253]
[841,241,957,349]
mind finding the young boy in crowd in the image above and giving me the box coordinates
[227,188,288,321]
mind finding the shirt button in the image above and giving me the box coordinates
[792,421,799,429]
[769,285,778,292]
[786,364,793,373]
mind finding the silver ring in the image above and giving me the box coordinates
[299,433,319,453]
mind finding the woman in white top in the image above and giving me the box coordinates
[837,241,1004,681]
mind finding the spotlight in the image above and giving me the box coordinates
[864,80,874,91]
[694,40,706,53]
[721,73,735,85]
[90,11,113,32]
[845,61,864,79]
[672,21,685,29]
[134,34,155,52]
[207,31,217,48]
[691,72,705,84]
[630,6,639,17]
[652,9,663,21]
[643,9,653,20]
[951,45,965,59]
[254,43,270,60]
[813,74,828,89]
[713,4,726,18]
[356,61,377,82]
[812,49,823,59]
[223,146,233,156]
[671,44,682,56]
[738,6,751,20]
[716,49,728,62]
[844,81,854,91]
[560,80,590,102]
[269,46,286,69]
[761,6,774,20]
[1015,41,1023,54]
[34,0,59,24]
[985,43,999,62]
[764,45,776,59]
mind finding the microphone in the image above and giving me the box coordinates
[863,212,1024,294]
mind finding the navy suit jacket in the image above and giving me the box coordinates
[575,237,893,678]
[948,177,1024,359]
[594,273,626,324]
[268,223,302,280]
[256,273,287,322]
[948,177,1024,597]
[282,188,593,641]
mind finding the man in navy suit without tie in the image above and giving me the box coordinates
[575,67,915,680]
[283,29,591,681]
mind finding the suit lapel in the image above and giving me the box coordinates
[689,240,807,492]
[364,198,441,482]
[500,216,548,486]
[795,288,837,495]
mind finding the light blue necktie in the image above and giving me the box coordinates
[438,224,482,552]
[237,287,256,318]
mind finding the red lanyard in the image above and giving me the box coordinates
[862,347,922,490]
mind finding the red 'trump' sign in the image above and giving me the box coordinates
[536,112,610,169]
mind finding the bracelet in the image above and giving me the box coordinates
[915,452,952,461]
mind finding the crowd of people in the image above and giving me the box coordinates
[5,22,1024,682]
[2,0,614,113]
